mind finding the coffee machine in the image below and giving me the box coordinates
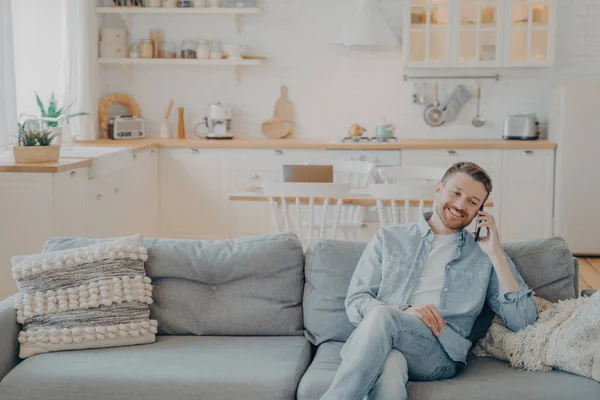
[203,102,233,139]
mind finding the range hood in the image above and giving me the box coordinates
[334,0,400,51]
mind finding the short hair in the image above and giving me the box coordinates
[441,162,493,201]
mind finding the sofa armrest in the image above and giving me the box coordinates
[581,289,598,297]
[0,296,19,381]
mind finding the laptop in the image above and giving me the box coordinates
[283,165,334,183]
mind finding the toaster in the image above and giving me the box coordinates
[108,116,145,140]
[503,113,539,140]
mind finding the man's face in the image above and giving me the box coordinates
[434,172,488,231]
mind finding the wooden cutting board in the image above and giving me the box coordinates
[262,85,294,139]
[274,85,293,122]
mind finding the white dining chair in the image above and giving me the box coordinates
[369,182,438,227]
[261,181,351,247]
[377,166,447,184]
[332,161,375,240]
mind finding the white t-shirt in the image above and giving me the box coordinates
[406,232,458,308]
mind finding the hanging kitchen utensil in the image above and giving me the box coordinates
[423,81,444,127]
[442,84,472,123]
[419,81,429,105]
[412,82,418,104]
[472,84,485,128]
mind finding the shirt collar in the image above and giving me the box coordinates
[418,212,469,245]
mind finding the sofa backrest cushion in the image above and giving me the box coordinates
[43,233,305,336]
[303,236,577,346]
[303,240,367,345]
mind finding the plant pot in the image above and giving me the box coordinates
[13,145,61,164]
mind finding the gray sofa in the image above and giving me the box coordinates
[0,233,598,400]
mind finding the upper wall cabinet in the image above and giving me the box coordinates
[503,0,556,67]
[405,0,452,67]
[403,0,556,68]
[455,0,502,67]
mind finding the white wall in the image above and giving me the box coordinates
[11,0,65,120]
[100,0,600,140]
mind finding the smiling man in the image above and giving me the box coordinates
[320,162,538,400]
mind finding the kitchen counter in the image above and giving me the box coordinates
[83,137,557,150]
[0,157,92,173]
[0,137,557,173]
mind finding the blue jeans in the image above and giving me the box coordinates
[321,306,460,400]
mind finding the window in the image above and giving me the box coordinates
[11,0,66,120]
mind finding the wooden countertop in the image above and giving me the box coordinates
[0,158,92,173]
[82,137,557,150]
[0,137,556,173]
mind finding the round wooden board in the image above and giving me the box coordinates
[261,117,292,139]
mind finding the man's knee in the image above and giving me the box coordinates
[363,306,416,330]
[363,305,395,326]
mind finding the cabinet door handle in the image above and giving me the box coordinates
[249,173,260,180]
[523,150,534,156]
[189,149,199,155]
[114,187,120,194]
[447,150,457,155]
[150,149,156,154]
[70,171,77,178]
[273,150,284,156]
[133,154,138,160]
[359,155,367,162]
[96,194,103,201]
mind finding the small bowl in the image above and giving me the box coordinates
[223,44,248,60]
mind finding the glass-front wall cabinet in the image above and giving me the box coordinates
[403,0,555,67]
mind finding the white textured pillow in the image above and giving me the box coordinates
[12,234,157,358]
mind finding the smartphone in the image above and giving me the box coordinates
[474,204,484,242]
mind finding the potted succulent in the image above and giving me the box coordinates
[13,125,61,163]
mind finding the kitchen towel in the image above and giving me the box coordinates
[442,85,472,123]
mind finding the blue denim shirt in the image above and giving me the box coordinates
[345,212,538,364]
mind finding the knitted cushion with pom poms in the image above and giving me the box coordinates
[11,234,156,358]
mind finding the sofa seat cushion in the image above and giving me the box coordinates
[297,341,343,400]
[0,335,312,400]
[297,342,600,400]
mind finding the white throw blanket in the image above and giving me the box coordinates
[473,292,600,382]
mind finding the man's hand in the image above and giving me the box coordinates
[402,304,445,337]
[473,210,502,256]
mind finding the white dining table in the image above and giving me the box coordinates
[228,187,495,208]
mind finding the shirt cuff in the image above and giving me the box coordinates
[498,286,533,304]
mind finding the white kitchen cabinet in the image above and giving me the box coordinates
[159,148,230,240]
[125,149,159,238]
[454,0,502,67]
[55,158,153,239]
[404,0,452,67]
[0,173,55,298]
[84,170,130,238]
[53,167,89,237]
[228,169,278,238]
[403,0,556,68]
[503,0,556,67]
[500,148,554,242]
